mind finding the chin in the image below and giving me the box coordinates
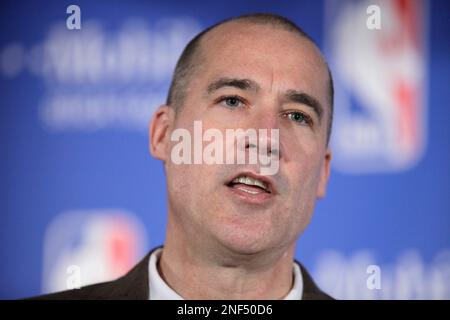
[214,224,275,256]
[203,206,285,256]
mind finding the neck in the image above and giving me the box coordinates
[158,213,296,299]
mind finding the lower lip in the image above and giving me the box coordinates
[225,184,274,204]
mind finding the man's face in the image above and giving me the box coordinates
[153,22,332,255]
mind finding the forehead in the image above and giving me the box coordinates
[196,21,329,102]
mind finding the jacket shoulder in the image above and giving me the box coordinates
[297,262,334,300]
[27,248,157,300]
[29,280,118,300]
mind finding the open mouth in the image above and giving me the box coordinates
[226,174,272,195]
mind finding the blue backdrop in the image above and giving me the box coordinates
[0,0,449,299]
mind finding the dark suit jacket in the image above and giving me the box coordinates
[32,246,333,300]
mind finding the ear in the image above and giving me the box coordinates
[149,105,174,162]
[316,148,332,198]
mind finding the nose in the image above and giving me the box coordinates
[244,106,282,160]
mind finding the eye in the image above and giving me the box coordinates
[284,111,312,126]
[218,96,245,109]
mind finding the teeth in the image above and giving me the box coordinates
[231,176,269,191]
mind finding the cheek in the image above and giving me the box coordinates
[166,163,191,200]
[289,157,323,201]
[285,133,323,178]
[166,153,221,211]
[281,149,324,218]
[276,177,317,241]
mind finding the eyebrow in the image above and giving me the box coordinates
[206,77,260,94]
[284,89,323,123]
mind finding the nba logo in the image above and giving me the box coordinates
[325,0,428,173]
[41,209,148,294]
